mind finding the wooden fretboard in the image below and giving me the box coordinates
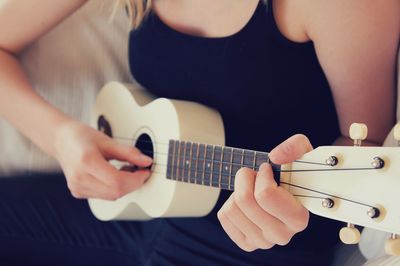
[166,140,281,191]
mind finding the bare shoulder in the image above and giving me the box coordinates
[300,0,400,144]
[0,0,87,54]
[303,0,400,43]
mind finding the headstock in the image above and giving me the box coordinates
[281,123,400,255]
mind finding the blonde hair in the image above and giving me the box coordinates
[117,0,268,29]
[114,0,152,29]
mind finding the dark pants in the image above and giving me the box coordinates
[0,173,338,266]
[0,173,164,266]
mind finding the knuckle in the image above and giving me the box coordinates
[72,173,83,182]
[294,212,309,232]
[258,240,275,250]
[255,186,276,205]
[252,237,273,250]
[105,192,119,201]
[217,210,226,222]
[292,210,309,232]
[111,187,124,200]
[234,191,254,207]
[275,233,292,246]
[79,149,95,165]
[70,190,84,199]
[239,241,256,252]
[67,180,79,192]
[224,201,236,216]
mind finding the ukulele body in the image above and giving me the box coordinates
[88,82,223,221]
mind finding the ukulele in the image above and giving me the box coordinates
[89,82,400,255]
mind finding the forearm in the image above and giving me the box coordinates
[0,48,74,157]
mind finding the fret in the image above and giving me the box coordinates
[230,148,244,190]
[175,140,181,181]
[194,143,201,184]
[252,151,257,170]
[187,142,193,183]
[178,141,186,182]
[220,147,232,190]
[166,139,175,180]
[210,145,215,186]
[228,147,234,190]
[212,146,223,188]
[173,140,180,180]
[240,149,245,167]
[204,145,213,186]
[243,150,256,170]
[183,142,191,183]
[255,151,269,171]
[198,144,206,185]
[190,143,198,184]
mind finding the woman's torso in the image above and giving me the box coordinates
[129,0,342,264]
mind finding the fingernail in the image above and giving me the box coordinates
[140,154,153,163]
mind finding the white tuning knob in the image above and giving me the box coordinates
[339,224,361,244]
[349,123,368,146]
[394,123,400,143]
[385,234,400,256]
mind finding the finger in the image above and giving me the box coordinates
[70,174,127,201]
[269,134,313,164]
[234,166,293,245]
[254,163,309,232]
[101,140,152,167]
[217,203,258,252]
[224,194,274,249]
[218,212,257,252]
[84,151,150,192]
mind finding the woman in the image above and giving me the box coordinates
[0,0,398,265]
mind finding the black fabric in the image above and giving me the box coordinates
[128,0,341,264]
[0,174,333,266]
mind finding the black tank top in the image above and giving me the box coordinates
[129,0,341,264]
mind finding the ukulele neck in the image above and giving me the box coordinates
[166,139,281,190]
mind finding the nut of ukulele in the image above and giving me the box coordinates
[385,234,400,256]
[349,123,368,146]
[339,224,361,244]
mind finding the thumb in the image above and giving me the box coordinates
[101,140,153,167]
[269,134,313,164]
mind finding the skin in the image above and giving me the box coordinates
[0,0,399,253]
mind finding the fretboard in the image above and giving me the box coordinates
[166,140,280,191]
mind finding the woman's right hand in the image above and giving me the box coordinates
[53,120,152,200]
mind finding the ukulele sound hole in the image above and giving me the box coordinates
[135,133,154,169]
[97,115,113,137]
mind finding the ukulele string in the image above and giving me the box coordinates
[112,136,333,167]
[113,136,379,207]
[280,182,376,208]
[142,169,375,209]
[119,147,376,173]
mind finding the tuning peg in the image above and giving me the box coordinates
[339,223,361,244]
[385,234,400,256]
[394,123,400,145]
[349,123,368,146]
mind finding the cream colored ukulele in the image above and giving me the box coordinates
[89,82,400,255]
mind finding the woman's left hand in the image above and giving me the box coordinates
[217,134,312,251]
